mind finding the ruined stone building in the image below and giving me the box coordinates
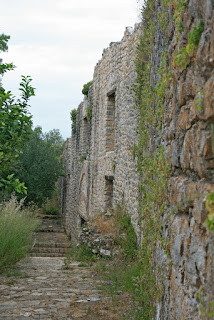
[61,0,214,319]
[62,24,142,239]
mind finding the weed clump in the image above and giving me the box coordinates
[82,81,93,96]
[0,196,40,271]
[114,205,138,261]
[174,20,204,69]
[68,243,97,264]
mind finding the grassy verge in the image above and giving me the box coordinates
[91,205,166,319]
[0,196,40,272]
[93,258,145,319]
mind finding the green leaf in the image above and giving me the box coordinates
[7,174,14,180]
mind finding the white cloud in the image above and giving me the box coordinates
[57,0,136,9]
[1,0,140,138]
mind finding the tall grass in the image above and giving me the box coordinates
[0,196,40,271]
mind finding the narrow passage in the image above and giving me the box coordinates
[0,215,120,319]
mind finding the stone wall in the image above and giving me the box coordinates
[159,0,214,318]
[61,1,214,318]
[61,24,141,240]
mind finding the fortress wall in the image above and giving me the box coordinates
[61,1,214,317]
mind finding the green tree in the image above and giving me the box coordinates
[44,128,64,158]
[0,34,15,78]
[0,33,35,195]
[17,127,64,206]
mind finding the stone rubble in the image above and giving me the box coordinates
[78,225,115,257]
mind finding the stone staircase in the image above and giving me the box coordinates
[30,215,71,257]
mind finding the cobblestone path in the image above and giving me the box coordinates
[0,256,117,319]
[0,216,126,319]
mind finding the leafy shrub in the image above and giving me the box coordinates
[82,81,93,96]
[0,74,35,194]
[0,197,40,271]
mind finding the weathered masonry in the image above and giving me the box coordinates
[61,25,141,240]
[61,0,214,318]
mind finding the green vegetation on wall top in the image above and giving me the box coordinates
[82,81,93,96]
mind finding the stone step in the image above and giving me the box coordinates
[41,215,61,220]
[33,231,69,242]
[33,242,71,248]
[30,252,66,257]
[36,228,65,233]
[30,216,70,257]
[31,247,69,254]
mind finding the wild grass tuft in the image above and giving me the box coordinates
[114,206,138,261]
[0,196,40,271]
[68,242,97,263]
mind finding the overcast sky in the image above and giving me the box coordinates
[1,0,141,139]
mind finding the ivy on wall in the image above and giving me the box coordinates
[133,0,171,317]
[132,0,197,317]
[134,0,211,317]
